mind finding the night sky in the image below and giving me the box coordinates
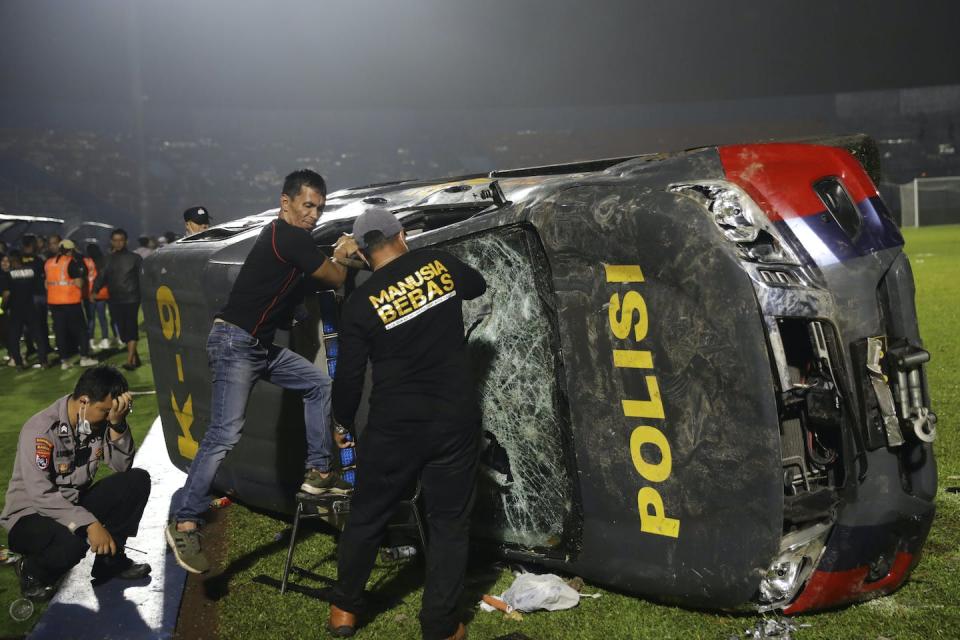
[1,1,958,231]
[3,0,959,122]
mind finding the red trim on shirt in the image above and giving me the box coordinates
[271,221,289,264]
[250,267,298,337]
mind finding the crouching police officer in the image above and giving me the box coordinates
[0,365,151,601]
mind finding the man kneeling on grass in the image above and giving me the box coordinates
[0,365,151,601]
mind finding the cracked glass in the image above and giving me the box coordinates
[444,226,573,549]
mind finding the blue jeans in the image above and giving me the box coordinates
[175,321,333,523]
[85,300,109,339]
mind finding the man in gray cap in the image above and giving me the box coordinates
[328,207,486,640]
[183,206,211,237]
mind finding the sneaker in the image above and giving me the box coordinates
[301,469,353,495]
[79,356,99,367]
[89,339,99,352]
[98,338,111,350]
[15,558,57,602]
[6,359,15,368]
[165,522,210,574]
[60,360,74,370]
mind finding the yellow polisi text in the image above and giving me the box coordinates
[605,264,680,539]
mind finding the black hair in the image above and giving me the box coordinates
[72,365,129,402]
[111,228,128,239]
[138,235,150,247]
[282,169,327,199]
[163,231,177,243]
[362,230,401,254]
[20,234,37,250]
[86,243,103,263]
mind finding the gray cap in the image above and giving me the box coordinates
[353,207,403,249]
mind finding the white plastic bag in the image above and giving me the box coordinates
[501,573,581,612]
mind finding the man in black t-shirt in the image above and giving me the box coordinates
[327,208,486,640]
[19,234,51,358]
[4,251,51,369]
[166,169,359,575]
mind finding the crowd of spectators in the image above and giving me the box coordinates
[0,228,155,373]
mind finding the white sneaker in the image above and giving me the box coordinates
[6,359,16,368]
[89,339,99,352]
[60,361,73,370]
[99,338,111,350]
[79,357,99,367]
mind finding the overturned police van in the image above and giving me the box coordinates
[142,135,936,614]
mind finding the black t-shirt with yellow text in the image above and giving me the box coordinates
[332,248,486,428]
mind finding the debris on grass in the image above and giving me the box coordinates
[8,598,33,622]
[504,610,524,622]
[565,576,585,592]
[481,573,600,619]
[481,594,511,613]
[210,496,233,509]
[730,616,811,639]
[0,547,21,565]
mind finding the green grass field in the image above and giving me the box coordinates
[0,226,957,639]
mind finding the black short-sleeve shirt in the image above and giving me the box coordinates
[5,265,41,312]
[218,218,328,344]
[19,255,46,296]
[332,248,487,427]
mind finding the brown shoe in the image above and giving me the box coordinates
[443,623,466,640]
[328,604,357,638]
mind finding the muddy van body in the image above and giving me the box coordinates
[142,136,936,612]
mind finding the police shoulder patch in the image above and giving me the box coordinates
[35,437,53,471]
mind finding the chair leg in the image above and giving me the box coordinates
[411,496,427,552]
[280,501,304,594]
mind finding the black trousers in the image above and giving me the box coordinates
[5,306,50,365]
[108,301,140,343]
[50,303,90,359]
[7,469,151,585]
[331,420,479,640]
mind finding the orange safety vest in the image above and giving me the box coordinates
[83,256,109,301]
[45,255,83,305]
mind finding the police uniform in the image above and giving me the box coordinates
[0,395,150,586]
